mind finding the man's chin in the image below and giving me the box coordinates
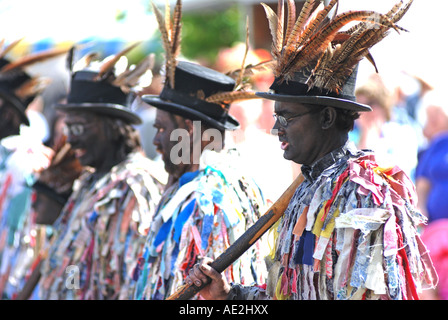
[282,149,293,161]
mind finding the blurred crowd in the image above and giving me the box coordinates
[1,5,448,300]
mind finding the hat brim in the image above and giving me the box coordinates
[142,95,240,131]
[255,92,372,112]
[55,103,142,125]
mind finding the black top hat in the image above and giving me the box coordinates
[257,65,371,112]
[56,70,142,125]
[0,58,33,126]
[142,61,240,131]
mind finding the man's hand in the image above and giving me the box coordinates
[186,257,231,300]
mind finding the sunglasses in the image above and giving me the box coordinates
[272,109,320,128]
[63,122,96,137]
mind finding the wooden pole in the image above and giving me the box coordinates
[166,173,304,300]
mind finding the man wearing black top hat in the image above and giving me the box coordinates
[36,45,167,300]
[0,43,69,299]
[133,60,269,300]
[132,0,268,300]
[186,0,438,300]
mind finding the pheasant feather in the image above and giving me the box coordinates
[205,91,259,105]
[261,3,280,59]
[152,0,182,89]
[0,47,69,73]
[284,0,297,47]
[0,38,24,60]
[14,77,51,99]
[284,0,314,52]
[95,42,140,80]
[113,54,155,92]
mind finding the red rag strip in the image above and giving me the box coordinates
[396,222,419,300]
[321,169,349,222]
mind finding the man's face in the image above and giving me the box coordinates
[64,112,109,169]
[0,98,24,139]
[272,101,324,165]
[153,109,190,178]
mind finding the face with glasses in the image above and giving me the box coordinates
[272,101,329,165]
[63,111,110,170]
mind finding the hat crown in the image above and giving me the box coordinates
[67,70,128,106]
[172,61,235,97]
[152,61,240,129]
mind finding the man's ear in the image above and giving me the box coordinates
[320,107,337,130]
[184,119,194,135]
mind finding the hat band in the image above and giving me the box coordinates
[159,86,229,123]
[270,77,356,102]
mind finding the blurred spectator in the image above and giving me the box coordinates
[415,89,448,300]
[415,89,448,222]
[420,219,448,300]
[227,98,296,202]
[394,72,434,129]
[215,43,298,202]
[355,73,419,179]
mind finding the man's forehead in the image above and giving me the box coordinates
[155,109,185,125]
[274,101,311,113]
[65,111,98,122]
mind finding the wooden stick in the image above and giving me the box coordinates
[166,173,305,300]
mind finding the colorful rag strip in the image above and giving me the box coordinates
[133,150,268,300]
[37,152,164,300]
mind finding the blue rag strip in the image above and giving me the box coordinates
[294,230,315,266]
[153,218,172,248]
[152,170,200,249]
[179,170,200,187]
[201,212,214,250]
[173,199,196,243]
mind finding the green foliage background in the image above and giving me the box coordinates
[181,5,243,64]
[123,3,245,68]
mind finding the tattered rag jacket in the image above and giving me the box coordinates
[133,149,268,300]
[230,142,438,300]
[38,152,164,300]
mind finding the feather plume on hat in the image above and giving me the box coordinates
[151,0,183,89]
[152,0,271,108]
[58,42,155,125]
[261,0,413,95]
[67,41,154,94]
[0,39,69,102]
